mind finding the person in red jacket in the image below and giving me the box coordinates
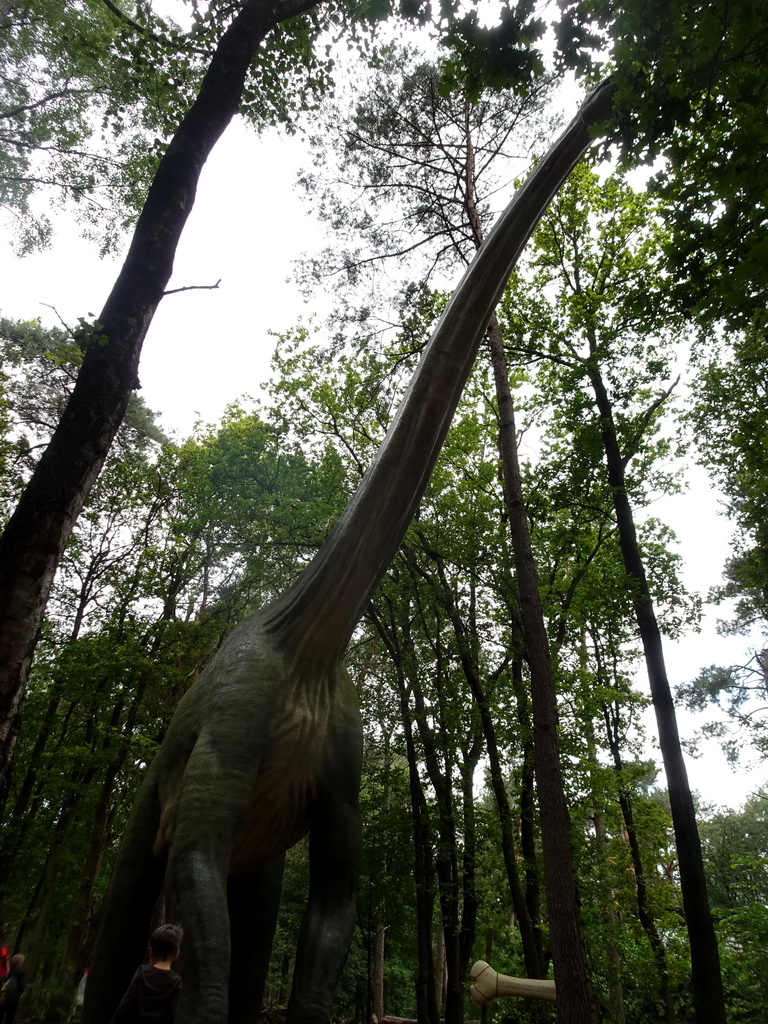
[0,954,26,1024]
[110,925,183,1024]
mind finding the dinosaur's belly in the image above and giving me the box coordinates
[228,716,325,874]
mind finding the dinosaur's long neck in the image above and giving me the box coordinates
[264,80,614,664]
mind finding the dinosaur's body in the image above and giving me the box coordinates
[83,82,613,1024]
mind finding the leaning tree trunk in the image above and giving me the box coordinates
[460,110,597,1019]
[587,361,726,1024]
[487,319,598,1024]
[0,0,323,816]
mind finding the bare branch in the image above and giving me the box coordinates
[163,279,221,296]
[100,0,207,55]
[0,87,90,121]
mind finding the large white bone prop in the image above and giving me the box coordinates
[470,960,557,1005]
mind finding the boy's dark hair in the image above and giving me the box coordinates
[149,924,183,961]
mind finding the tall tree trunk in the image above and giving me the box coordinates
[592,811,626,1024]
[458,729,481,972]
[411,686,463,1024]
[460,109,596,1016]
[406,594,479,1024]
[587,361,726,1024]
[373,923,387,1024]
[63,671,152,984]
[488,319,598,1024]
[0,0,323,815]
[371,730,393,1024]
[373,591,470,1024]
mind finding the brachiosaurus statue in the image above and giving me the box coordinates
[83,81,613,1024]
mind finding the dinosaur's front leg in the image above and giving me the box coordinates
[287,746,362,1024]
[164,737,263,1024]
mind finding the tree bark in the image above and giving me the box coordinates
[63,671,152,984]
[408,642,465,1024]
[587,362,725,1024]
[459,110,595,1016]
[0,0,323,816]
[488,318,598,1024]
[457,726,483,1021]
[399,688,440,1024]
[373,922,386,1024]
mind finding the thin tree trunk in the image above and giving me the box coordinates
[592,807,627,1024]
[404,589,477,1024]
[411,689,462,1024]
[0,0,324,815]
[457,726,483,1014]
[0,571,95,856]
[373,923,387,1023]
[587,361,726,1024]
[26,805,76,980]
[372,730,393,1024]
[434,928,446,1012]
[401,701,440,1024]
[488,318,598,1024]
[460,109,595,1015]
[63,669,152,983]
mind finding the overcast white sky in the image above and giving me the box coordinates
[1,89,765,811]
[1,119,319,435]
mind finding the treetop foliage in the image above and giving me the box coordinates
[0,0,556,253]
[556,0,768,325]
[0,0,208,252]
[688,316,768,633]
[0,316,165,522]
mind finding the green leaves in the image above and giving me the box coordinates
[689,315,768,633]
[73,316,109,352]
[556,0,768,326]
[438,5,547,101]
[0,0,185,251]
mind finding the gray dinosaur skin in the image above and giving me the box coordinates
[82,81,613,1024]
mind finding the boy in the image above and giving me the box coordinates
[110,924,183,1024]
